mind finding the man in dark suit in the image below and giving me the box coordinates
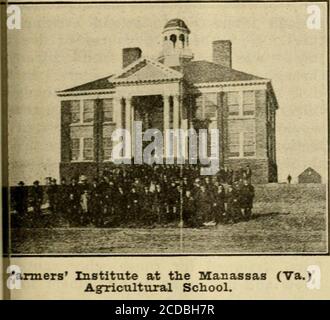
[213,184,226,224]
[183,190,199,227]
[13,181,28,216]
[67,178,81,225]
[226,184,240,223]
[30,180,43,217]
[245,165,253,183]
[196,185,212,223]
[90,178,103,227]
[239,179,255,220]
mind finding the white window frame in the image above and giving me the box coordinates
[228,132,240,158]
[195,93,218,121]
[227,92,240,117]
[102,137,113,162]
[70,138,80,161]
[70,100,94,126]
[71,137,94,162]
[102,98,114,124]
[228,131,256,159]
[242,131,256,157]
[228,90,255,119]
[70,100,81,124]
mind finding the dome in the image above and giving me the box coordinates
[164,18,190,33]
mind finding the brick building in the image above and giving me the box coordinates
[57,18,278,183]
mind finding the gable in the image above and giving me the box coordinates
[111,58,183,84]
[299,167,321,178]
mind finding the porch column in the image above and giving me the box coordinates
[130,96,136,158]
[173,94,180,159]
[125,96,132,132]
[173,94,180,130]
[114,96,123,130]
[163,94,170,158]
[125,96,133,159]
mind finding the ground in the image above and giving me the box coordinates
[11,183,327,254]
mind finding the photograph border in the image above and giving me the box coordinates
[2,0,329,258]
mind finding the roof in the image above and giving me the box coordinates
[172,60,265,84]
[298,167,321,177]
[58,59,266,94]
[112,57,183,84]
[164,18,190,32]
[60,75,115,92]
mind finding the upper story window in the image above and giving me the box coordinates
[70,101,81,123]
[243,91,255,116]
[195,95,203,119]
[228,92,240,116]
[228,91,255,117]
[103,137,112,161]
[69,100,95,124]
[83,100,94,123]
[195,93,218,120]
[103,98,114,122]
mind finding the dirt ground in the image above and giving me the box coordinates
[10,184,327,254]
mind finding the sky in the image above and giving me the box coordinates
[7,2,328,185]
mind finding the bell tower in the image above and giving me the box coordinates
[159,18,193,67]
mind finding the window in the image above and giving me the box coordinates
[70,101,80,123]
[228,91,255,117]
[204,93,217,119]
[228,92,239,116]
[169,96,174,129]
[170,34,177,47]
[195,93,217,120]
[71,138,80,161]
[228,132,240,158]
[243,132,255,157]
[103,138,112,161]
[103,99,113,122]
[195,95,203,119]
[243,91,255,116]
[83,100,94,123]
[179,34,185,47]
[83,138,94,160]
[228,131,256,158]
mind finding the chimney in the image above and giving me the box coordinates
[122,47,142,68]
[212,40,232,68]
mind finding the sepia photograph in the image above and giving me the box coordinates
[6,1,328,255]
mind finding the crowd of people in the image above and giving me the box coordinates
[11,164,255,228]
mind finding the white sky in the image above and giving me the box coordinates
[7,2,328,184]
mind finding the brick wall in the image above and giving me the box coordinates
[60,101,71,162]
[255,89,267,159]
[221,88,277,183]
[60,87,277,184]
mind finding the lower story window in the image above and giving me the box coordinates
[103,137,112,160]
[70,138,94,161]
[228,133,240,158]
[243,132,256,157]
[71,138,80,161]
[83,138,94,160]
[228,131,256,158]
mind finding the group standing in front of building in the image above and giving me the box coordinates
[11,164,255,228]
